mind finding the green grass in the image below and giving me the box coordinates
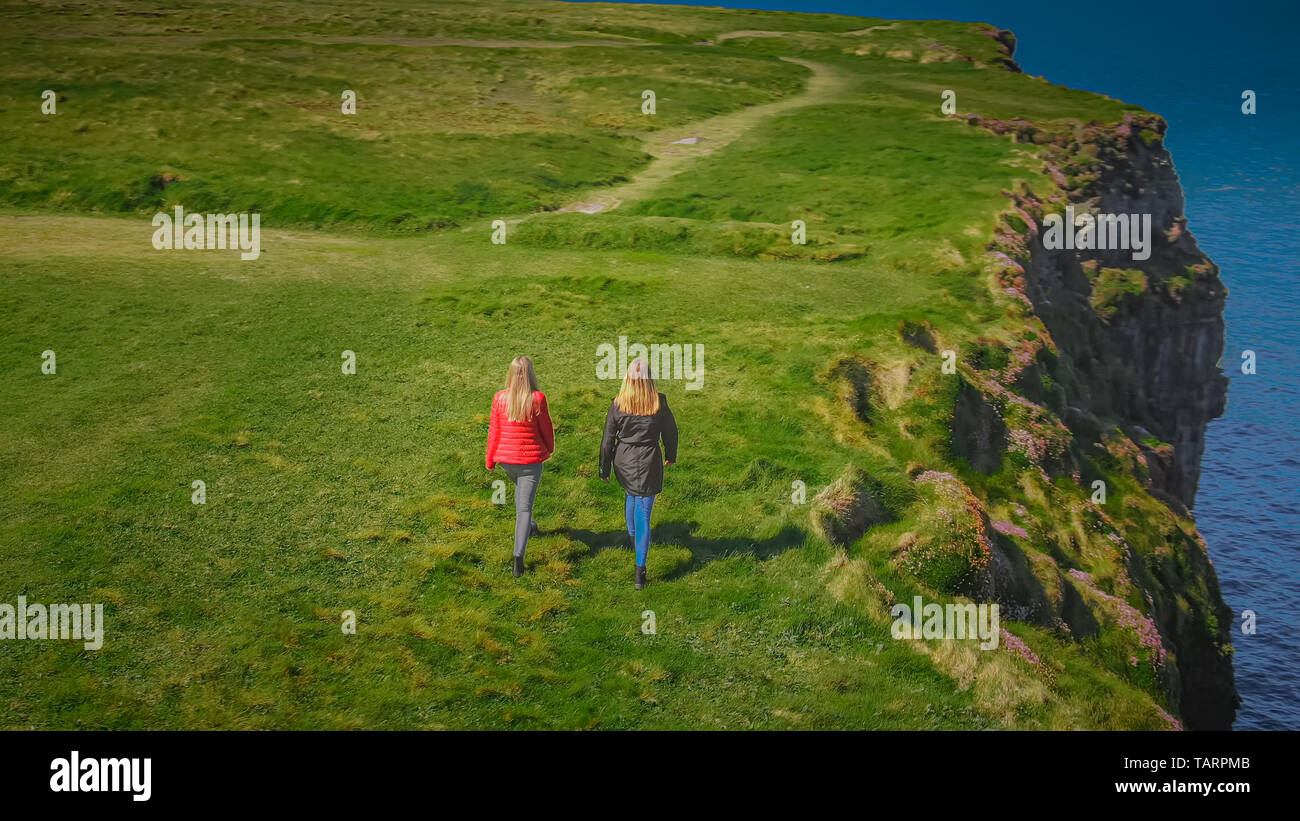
[1089,267,1149,319]
[0,221,990,728]
[0,24,807,230]
[0,0,1212,729]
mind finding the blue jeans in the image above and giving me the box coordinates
[625,494,655,567]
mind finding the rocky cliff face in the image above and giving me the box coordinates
[1022,119,1228,511]
[1008,117,1238,728]
[804,26,1239,730]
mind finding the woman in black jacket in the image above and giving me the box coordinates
[599,358,678,590]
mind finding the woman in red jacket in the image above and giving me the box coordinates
[486,356,555,577]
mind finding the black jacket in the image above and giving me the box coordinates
[599,393,678,496]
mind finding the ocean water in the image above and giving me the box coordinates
[602,0,1300,728]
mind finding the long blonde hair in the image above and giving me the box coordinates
[615,358,659,416]
[504,356,540,422]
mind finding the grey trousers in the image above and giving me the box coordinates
[499,462,542,558]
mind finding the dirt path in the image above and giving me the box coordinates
[557,57,856,215]
[711,30,787,42]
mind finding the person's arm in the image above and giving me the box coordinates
[486,396,501,470]
[535,392,555,459]
[599,401,618,481]
[659,394,678,465]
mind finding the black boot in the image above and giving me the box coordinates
[635,565,647,590]
[529,521,541,538]
[513,555,524,578]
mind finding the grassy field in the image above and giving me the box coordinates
[0,0,1204,729]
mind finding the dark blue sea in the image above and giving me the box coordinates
[603,0,1299,728]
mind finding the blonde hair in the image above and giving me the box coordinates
[504,356,539,422]
[615,358,659,416]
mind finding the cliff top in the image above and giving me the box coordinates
[0,0,1232,730]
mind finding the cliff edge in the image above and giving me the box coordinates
[973,100,1237,727]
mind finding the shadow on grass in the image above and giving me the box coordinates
[558,521,806,581]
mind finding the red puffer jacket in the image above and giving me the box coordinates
[486,390,555,469]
